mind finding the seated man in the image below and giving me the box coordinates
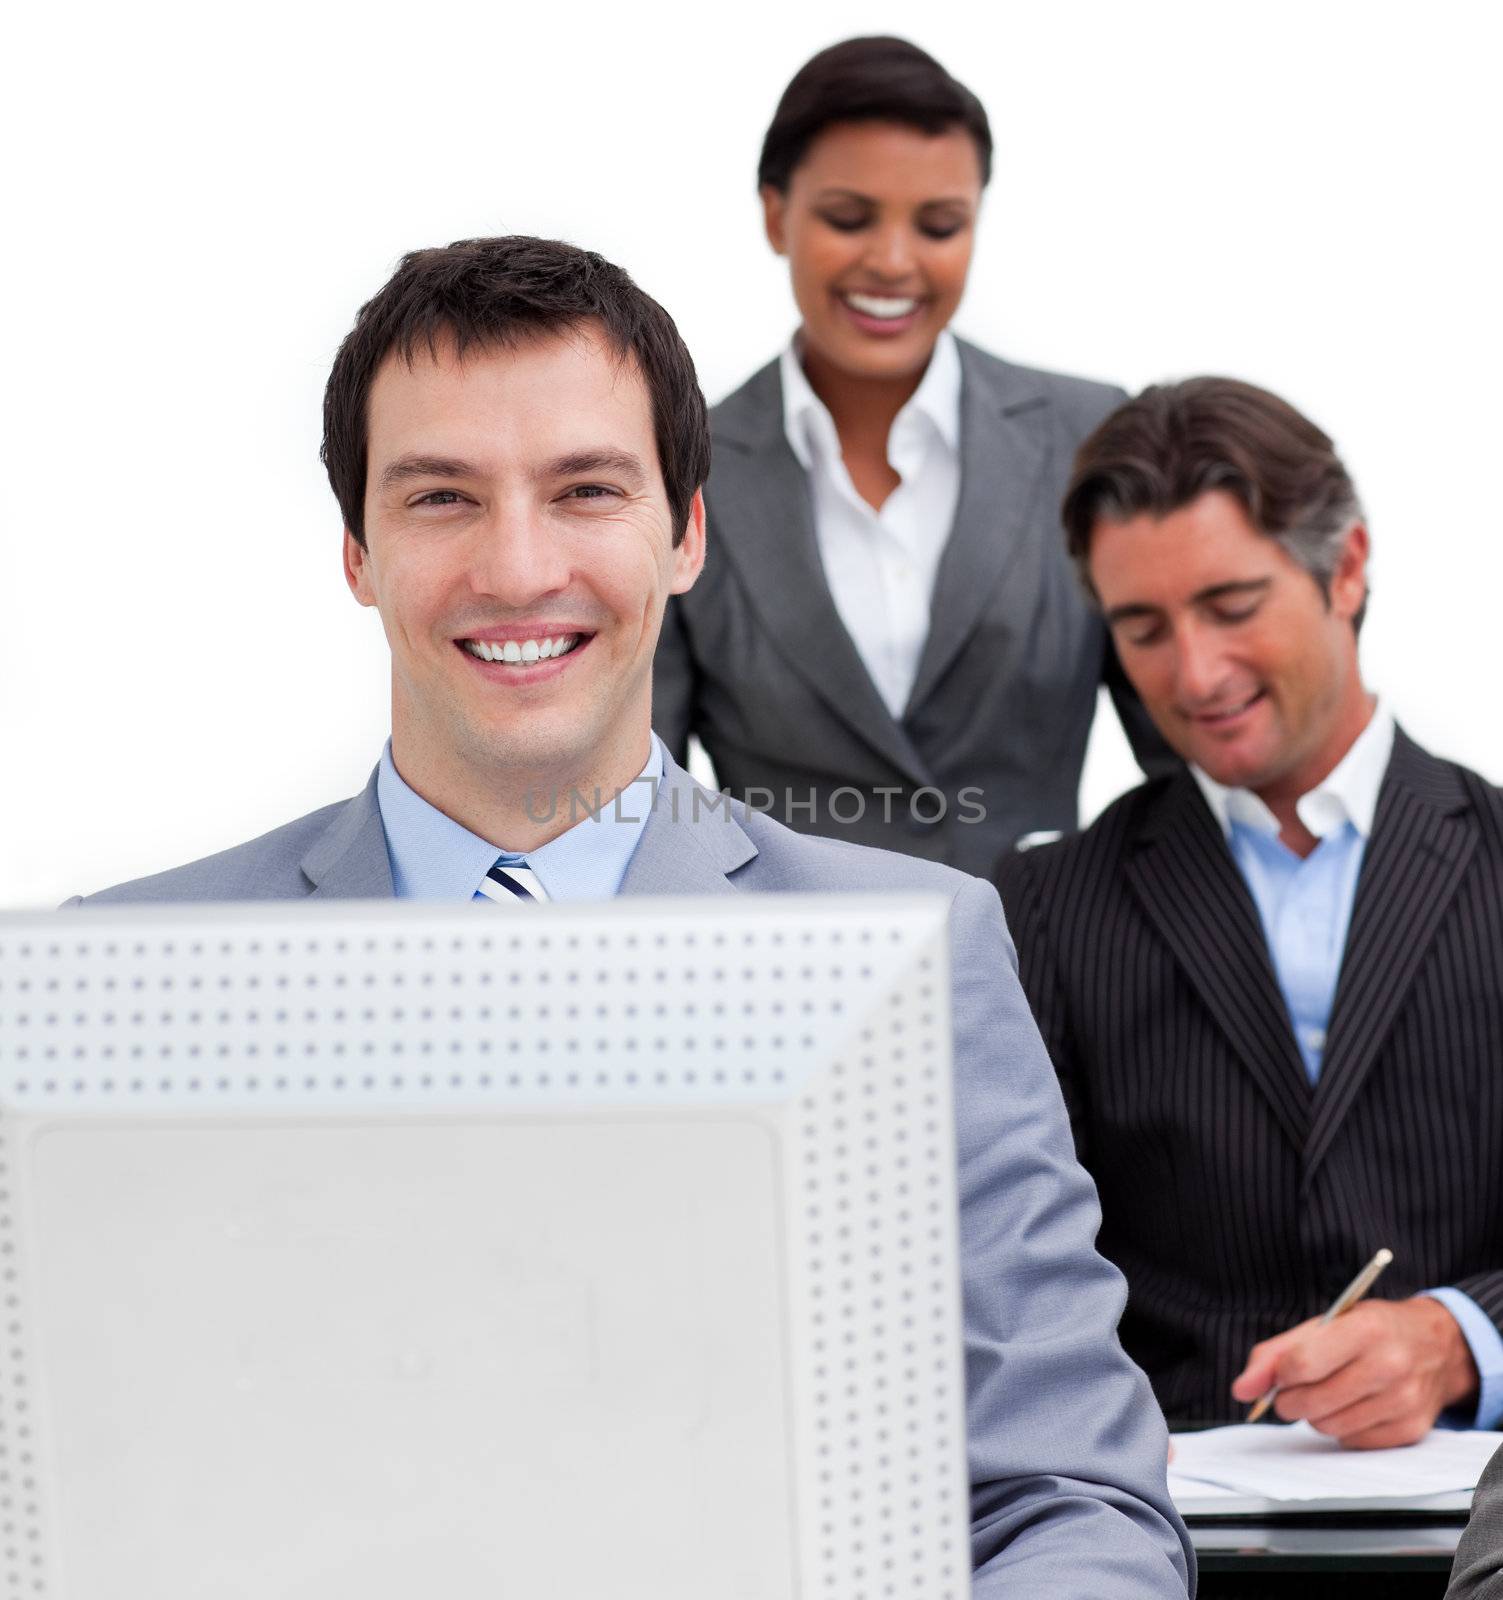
[998,376,1503,1444]
[75,235,1192,1594]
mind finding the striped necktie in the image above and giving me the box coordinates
[476,853,549,905]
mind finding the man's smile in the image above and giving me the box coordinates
[459,632,589,664]
[1187,688,1268,731]
[455,629,596,679]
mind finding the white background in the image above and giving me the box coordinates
[2,0,1499,907]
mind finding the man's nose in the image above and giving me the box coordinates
[1172,622,1231,703]
[465,512,570,606]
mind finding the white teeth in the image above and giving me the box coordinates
[464,634,582,663]
[845,292,919,320]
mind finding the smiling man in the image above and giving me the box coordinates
[343,320,696,856]
[74,236,1193,1595]
[998,377,1503,1443]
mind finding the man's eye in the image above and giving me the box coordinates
[564,484,618,501]
[1213,603,1261,624]
[1123,624,1165,649]
[413,490,465,507]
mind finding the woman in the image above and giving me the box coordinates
[654,35,1164,874]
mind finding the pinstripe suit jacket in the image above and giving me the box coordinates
[996,728,1503,1421]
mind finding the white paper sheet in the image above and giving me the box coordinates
[1169,1421,1503,1513]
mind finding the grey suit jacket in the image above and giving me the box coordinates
[654,340,1168,877]
[75,754,1194,1596]
[1451,1444,1503,1599]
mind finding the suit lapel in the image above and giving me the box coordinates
[299,771,395,898]
[904,342,1051,715]
[618,757,758,896]
[1304,731,1477,1180]
[710,361,932,788]
[300,759,753,902]
[1124,774,1313,1151]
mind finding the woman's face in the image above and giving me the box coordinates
[763,119,983,383]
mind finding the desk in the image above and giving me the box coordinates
[1191,1517,1462,1598]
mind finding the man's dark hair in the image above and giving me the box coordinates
[757,36,992,193]
[323,235,710,547]
[1062,377,1368,627]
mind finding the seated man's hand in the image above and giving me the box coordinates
[1230,1298,1479,1449]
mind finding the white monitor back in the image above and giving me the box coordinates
[0,895,969,1600]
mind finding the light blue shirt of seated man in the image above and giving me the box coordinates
[1193,701,1503,1428]
[376,735,664,903]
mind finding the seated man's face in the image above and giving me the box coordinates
[1089,488,1368,799]
[345,326,703,791]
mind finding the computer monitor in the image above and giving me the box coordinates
[0,895,969,1599]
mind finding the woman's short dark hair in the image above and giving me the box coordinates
[757,36,992,193]
[1062,377,1367,626]
[323,235,710,548]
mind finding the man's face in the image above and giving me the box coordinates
[1088,489,1370,802]
[345,326,704,799]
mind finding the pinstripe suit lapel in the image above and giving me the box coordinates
[1305,731,1477,1180]
[1124,774,1312,1151]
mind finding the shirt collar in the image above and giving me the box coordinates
[779,328,962,471]
[1192,699,1395,842]
[376,736,664,901]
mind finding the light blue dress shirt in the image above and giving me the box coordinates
[1226,819,1366,1084]
[1194,704,1503,1427]
[375,736,664,903]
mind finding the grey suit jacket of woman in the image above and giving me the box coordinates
[654,339,1167,877]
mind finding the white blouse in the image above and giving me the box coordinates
[779,331,962,719]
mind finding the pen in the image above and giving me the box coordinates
[1247,1247,1394,1424]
